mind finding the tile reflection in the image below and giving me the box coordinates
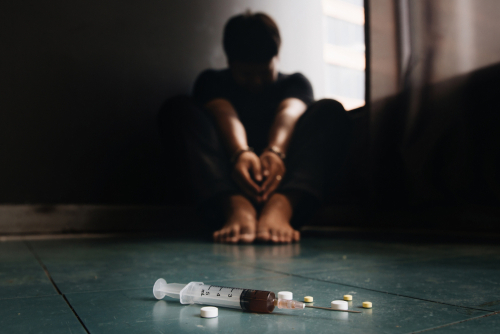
[153,300,168,322]
[331,311,349,321]
[272,313,306,331]
[212,243,301,262]
[201,317,219,329]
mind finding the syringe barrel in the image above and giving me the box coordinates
[180,282,242,309]
[181,283,275,313]
[240,289,276,313]
[153,279,276,313]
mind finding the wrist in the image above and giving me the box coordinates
[265,145,286,160]
[230,147,254,164]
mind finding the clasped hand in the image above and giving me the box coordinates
[232,151,285,203]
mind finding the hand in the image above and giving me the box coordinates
[259,151,286,202]
[232,151,263,201]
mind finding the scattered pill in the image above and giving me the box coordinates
[344,295,352,301]
[362,301,372,309]
[200,306,218,318]
[278,291,293,300]
[304,296,314,303]
[331,300,348,310]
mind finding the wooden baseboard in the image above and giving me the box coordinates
[1,204,498,236]
[0,205,198,235]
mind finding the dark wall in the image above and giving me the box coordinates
[1,0,324,205]
[1,0,229,204]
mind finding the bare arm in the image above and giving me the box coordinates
[204,98,248,156]
[260,97,308,200]
[204,98,263,198]
[266,97,308,154]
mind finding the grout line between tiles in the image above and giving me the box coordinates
[252,266,496,313]
[407,310,500,333]
[24,241,91,334]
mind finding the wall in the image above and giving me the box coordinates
[0,0,324,204]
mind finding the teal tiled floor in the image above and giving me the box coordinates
[0,296,87,334]
[0,242,55,299]
[1,237,499,333]
[427,313,500,333]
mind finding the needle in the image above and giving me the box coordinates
[305,305,362,313]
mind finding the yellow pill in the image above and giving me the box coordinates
[304,296,314,303]
[344,295,352,301]
[362,301,372,308]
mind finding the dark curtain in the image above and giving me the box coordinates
[369,0,500,206]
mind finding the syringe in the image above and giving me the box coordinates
[153,278,304,313]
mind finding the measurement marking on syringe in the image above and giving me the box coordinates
[209,285,244,290]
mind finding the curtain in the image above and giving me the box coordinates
[368,0,500,206]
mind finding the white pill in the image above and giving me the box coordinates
[200,306,218,318]
[331,300,348,310]
[278,291,293,300]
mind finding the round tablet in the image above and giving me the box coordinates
[278,291,293,300]
[362,301,372,309]
[200,306,218,318]
[343,295,352,301]
[331,300,348,310]
[304,296,314,303]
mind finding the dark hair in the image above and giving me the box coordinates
[223,11,281,63]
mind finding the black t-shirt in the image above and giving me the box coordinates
[192,69,314,150]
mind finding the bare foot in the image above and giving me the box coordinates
[256,193,300,243]
[213,194,257,244]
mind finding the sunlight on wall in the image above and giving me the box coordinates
[322,0,366,110]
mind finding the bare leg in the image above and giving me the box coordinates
[256,193,300,243]
[213,194,257,243]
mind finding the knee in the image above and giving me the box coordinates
[312,98,345,111]
[306,99,351,125]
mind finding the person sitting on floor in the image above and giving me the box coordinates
[158,11,352,244]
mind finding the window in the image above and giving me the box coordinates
[322,0,365,110]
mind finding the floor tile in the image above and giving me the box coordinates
[0,295,86,333]
[303,253,500,311]
[29,238,280,294]
[17,237,500,333]
[66,275,487,334]
[211,239,500,276]
[423,312,500,333]
[0,241,55,299]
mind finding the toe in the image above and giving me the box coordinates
[239,233,255,243]
[239,225,255,242]
[279,233,286,243]
[218,228,228,243]
[282,231,292,243]
[227,226,240,243]
[293,230,301,242]
[270,230,281,243]
[256,229,271,241]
